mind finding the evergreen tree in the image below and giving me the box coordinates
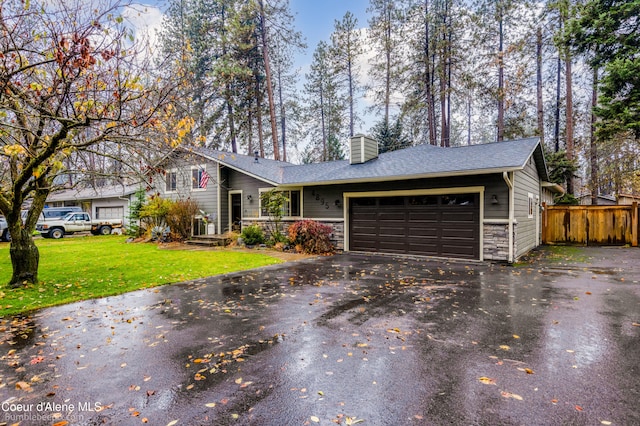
[568,0,640,139]
[330,12,364,137]
[372,118,412,153]
[367,0,408,127]
[303,42,347,162]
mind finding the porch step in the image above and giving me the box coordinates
[186,234,233,247]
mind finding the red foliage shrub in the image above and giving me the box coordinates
[287,220,334,254]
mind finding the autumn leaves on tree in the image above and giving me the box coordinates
[0,0,185,286]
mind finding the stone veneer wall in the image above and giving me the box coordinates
[483,222,517,262]
[244,219,345,250]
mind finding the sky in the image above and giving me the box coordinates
[127,0,378,157]
[131,0,372,74]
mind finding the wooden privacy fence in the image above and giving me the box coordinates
[542,202,639,246]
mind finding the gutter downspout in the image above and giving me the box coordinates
[217,163,222,235]
[503,171,514,263]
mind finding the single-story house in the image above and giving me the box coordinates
[44,184,140,227]
[156,136,561,263]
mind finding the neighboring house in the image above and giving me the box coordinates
[44,184,140,228]
[157,136,561,263]
[579,193,640,205]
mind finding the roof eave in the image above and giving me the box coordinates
[276,166,525,187]
[185,150,281,186]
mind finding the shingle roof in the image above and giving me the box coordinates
[47,184,140,202]
[189,137,548,186]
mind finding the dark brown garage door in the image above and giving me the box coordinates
[349,193,480,259]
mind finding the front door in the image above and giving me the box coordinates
[231,193,242,232]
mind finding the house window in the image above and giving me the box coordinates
[165,170,177,192]
[260,189,302,218]
[528,193,534,218]
[191,166,209,190]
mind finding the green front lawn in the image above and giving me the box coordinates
[0,236,282,317]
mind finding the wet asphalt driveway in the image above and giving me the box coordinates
[1,247,639,425]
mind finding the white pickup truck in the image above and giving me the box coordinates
[36,212,123,239]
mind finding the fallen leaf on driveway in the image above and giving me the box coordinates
[15,381,32,392]
[501,391,523,400]
[499,345,510,351]
[310,416,320,423]
[30,356,45,364]
[478,377,496,385]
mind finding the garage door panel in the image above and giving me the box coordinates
[349,194,479,259]
[407,227,439,237]
[441,211,476,222]
[441,243,476,258]
[408,212,439,222]
[440,227,477,239]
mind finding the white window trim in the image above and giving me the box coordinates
[165,169,178,193]
[528,192,535,218]
[190,164,208,192]
[258,187,303,219]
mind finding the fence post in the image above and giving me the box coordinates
[633,202,638,247]
[542,202,547,244]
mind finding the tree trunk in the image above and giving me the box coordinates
[320,85,327,161]
[424,0,436,146]
[277,69,287,162]
[565,55,574,194]
[9,229,40,288]
[384,5,391,127]
[348,57,355,137]
[467,95,472,145]
[536,27,544,145]
[590,67,599,205]
[497,14,505,142]
[258,0,280,160]
[554,56,561,152]
[255,72,265,157]
[439,1,449,147]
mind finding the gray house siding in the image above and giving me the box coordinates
[225,167,275,224]
[218,166,229,233]
[301,174,512,255]
[303,187,344,219]
[159,159,218,213]
[305,174,509,220]
[514,156,542,258]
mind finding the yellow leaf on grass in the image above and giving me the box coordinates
[478,377,496,385]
